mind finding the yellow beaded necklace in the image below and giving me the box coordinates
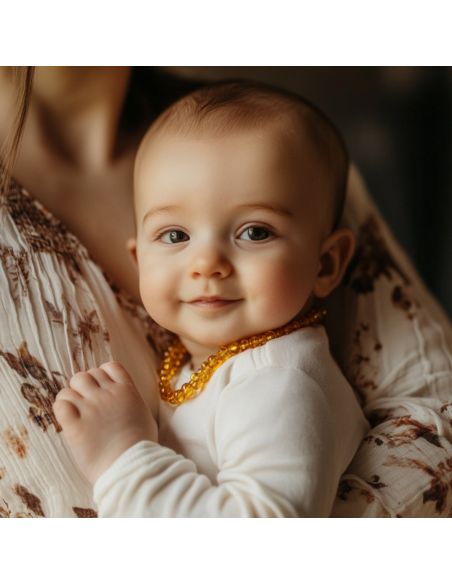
[158,306,326,406]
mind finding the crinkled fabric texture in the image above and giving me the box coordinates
[326,166,452,518]
[0,179,174,518]
[1,167,451,518]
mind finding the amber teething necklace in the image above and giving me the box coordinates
[158,306,326,406]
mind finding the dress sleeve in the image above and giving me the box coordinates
[93,367,348,517]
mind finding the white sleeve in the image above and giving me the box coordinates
[93,368,344,517]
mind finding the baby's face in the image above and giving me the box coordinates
[132,128,334,361]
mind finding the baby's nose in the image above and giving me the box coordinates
[189,248,232,279]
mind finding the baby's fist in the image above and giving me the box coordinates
[54,362,158,484]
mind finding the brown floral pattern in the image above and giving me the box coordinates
[45,298,110,370]
[0,173,161,517]
[1,425,29,459]
[0,244,30,306]
[6,179,173,360]
[330,181,452,517]
[347,322,382,401]
[13,485,46,517]
[0,341,65,432]
[391,285,419,320]
[344,215,410,294]
[72,507,98,518]
[363,416,445,450]
[5,181,89,284]
[384,455,452,514]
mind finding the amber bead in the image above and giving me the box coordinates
[284,324,293,335]
[209,359,221,371]
[249,336,260,348]
[258,334,267,345]
[240,339,250,351]
[275,329,284,337]
[228,342,241,354]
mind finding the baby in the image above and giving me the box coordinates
[53,81,370,517]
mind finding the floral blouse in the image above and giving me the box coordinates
[0,178,173,517]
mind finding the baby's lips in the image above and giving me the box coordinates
[187,297,240,309]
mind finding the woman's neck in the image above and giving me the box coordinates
[1,66,132,170]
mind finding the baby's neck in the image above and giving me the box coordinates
[179,338,219,372]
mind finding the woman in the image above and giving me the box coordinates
[1,66,451,518]
[0,66,201,517]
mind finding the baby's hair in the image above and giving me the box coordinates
[147,80,349,231]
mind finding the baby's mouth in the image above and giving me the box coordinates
[187,297,240,309]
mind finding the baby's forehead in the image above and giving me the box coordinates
[135,121,321,197]
[136,117,318,176]
[134,125,334,234]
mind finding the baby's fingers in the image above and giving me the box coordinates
[70,371,100,394]
[53,389,82,426]
[99,362,134,386]
[86,366,114,388]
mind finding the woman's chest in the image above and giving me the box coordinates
[12,156,141,302]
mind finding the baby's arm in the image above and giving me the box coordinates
[58,365,352,517]
[53,362,158,484]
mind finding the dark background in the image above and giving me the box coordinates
[164,67,452,318]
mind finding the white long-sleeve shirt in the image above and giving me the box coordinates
[93,326,369,517]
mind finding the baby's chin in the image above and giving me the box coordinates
[182,327,271,350]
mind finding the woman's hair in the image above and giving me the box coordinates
[0,66,35,203]
[0,67,203,205]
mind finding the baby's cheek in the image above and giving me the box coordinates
[252,258,314,319]
[138,269,174,326]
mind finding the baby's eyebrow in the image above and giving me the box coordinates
[237,203,294,218]
[142,205,183,225]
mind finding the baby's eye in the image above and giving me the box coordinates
[161,230,190,244]
[238,227,271,241]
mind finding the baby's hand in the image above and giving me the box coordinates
[53,362,158,485]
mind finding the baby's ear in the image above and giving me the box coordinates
[312,229,355,298]
[126,237,138,269]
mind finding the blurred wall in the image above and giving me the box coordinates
[164,67,452,318]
